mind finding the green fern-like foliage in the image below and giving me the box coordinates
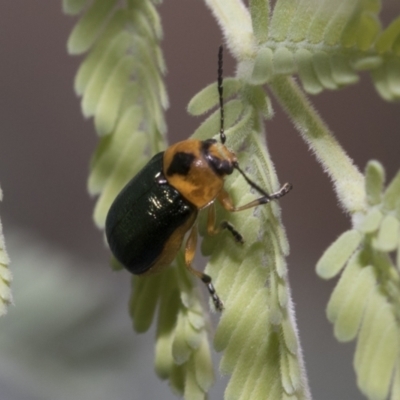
[0,186,12,316]
[65,0,167,228]
[317,161,400,400]
[65,0,400,399]
[249,0,400,101]
[202,0,400,399]
[65,0,214,398]
[188,81,310,399]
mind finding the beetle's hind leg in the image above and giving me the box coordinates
[185,224,224,312]
[207,203,244,244]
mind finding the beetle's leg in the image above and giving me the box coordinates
[184,225,224,312]
[217,182,292,212]
[207,203,244,244]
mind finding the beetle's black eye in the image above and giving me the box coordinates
[204,155,233,176]
[217,159,234,175]
[166,152,196,177]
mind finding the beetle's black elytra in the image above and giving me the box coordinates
[106,152,197,275]
[105,46,292,312]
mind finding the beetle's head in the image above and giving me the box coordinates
[200,138,237,177]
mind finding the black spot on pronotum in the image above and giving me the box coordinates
[201,139,217,152]
[166,152,196,176]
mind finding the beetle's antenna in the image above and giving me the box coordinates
[218,45,226,144]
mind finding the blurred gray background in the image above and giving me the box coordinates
[0,1,399,399]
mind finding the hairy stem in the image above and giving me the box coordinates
[269,75,367,215]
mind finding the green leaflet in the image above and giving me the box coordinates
[371,64,393,101]
[94,56,135,135]
[173,311,195,364]
[273,47,296,76]
[371,18,400,101]
[295,48,323,95]
[187,78,243,116]
[352,55,382,71]
[316,230,362,279]
[138,1,163,40]
[374,214,399,252]
[154,273,180,379]
[251,47,274,84]
[387,58,400,97]
[287,0,319,43]
[249,0,270,44]
[88,86,141,192]
[270,0,299,42]
[365,160,385,206]
[242,84,274,119]
[383,171,400,211]
[192,337,213,391]
[330,54,359,86]
[326,252,364,324]
[333,263,375,342]
[191,99,244,141]
[74,10,129,96]
[223,105,254,151]
[306,0,341,45]
[0,187,12,316]
[130,273,162,333]
[81,31,133,118]
[312,51,337,90]
[324,1,359,46]
[67,0,119,54]
[358,208,383,233]
[355,12,381,51]
[376,16,400,54]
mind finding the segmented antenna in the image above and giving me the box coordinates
[218,45,226,144]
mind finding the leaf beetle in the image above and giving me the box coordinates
[105,46,292,311]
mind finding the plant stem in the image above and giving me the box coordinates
[269,75,367,215]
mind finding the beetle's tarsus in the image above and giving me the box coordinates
[270,182,293,199]
[207,282,224,312]
[201,274,224,312]
[221,221,244,244]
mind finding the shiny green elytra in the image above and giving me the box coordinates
[105,151,197,276]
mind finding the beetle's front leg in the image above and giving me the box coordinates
[218,183,292,212]
[184,224,224,312]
